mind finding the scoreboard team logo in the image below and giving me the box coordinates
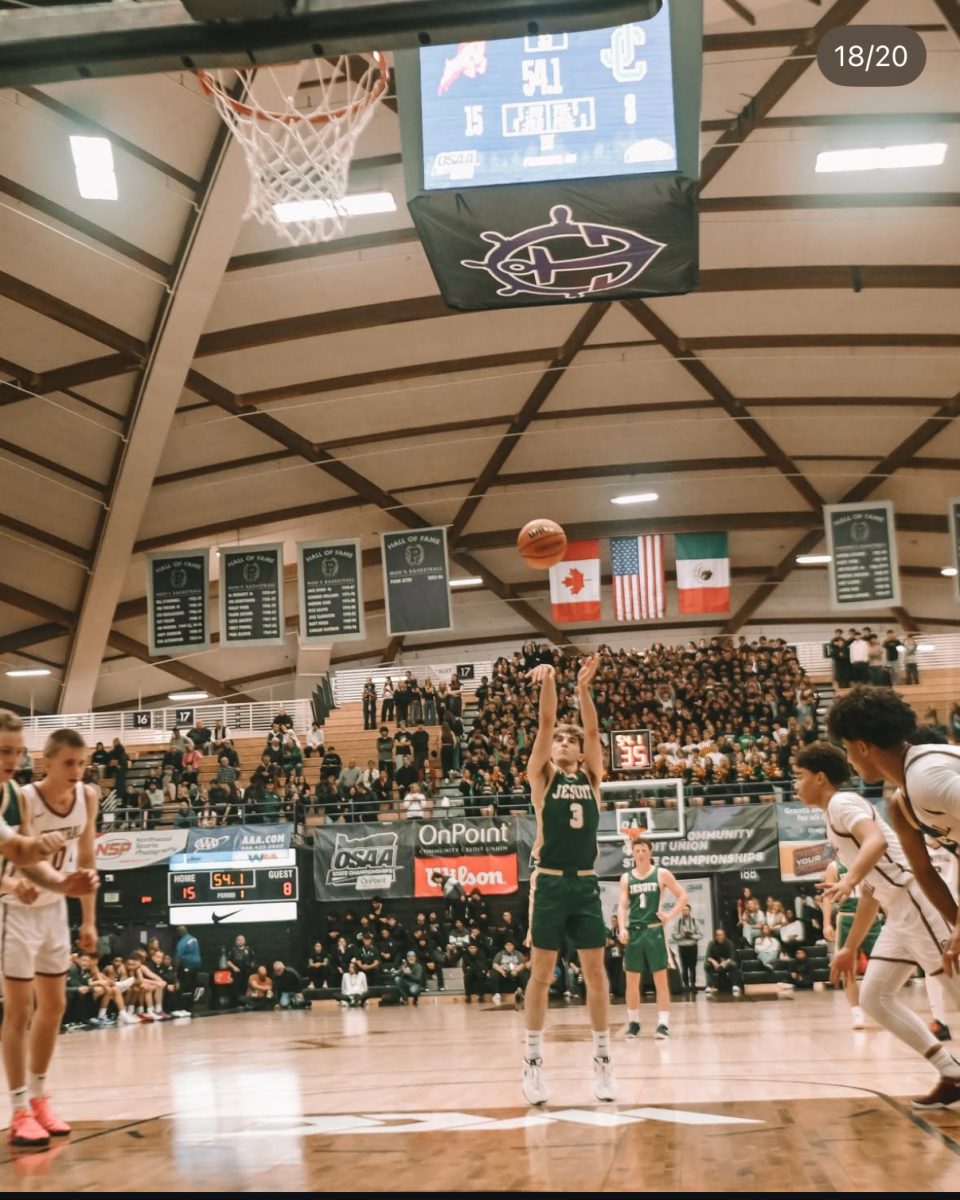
[462,204,667,300]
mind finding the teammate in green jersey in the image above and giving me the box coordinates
[618,833,687,1040]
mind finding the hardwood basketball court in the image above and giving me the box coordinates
[3,991,959,1192]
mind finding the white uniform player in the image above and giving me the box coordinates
[2,781,89,980]
[0,727,99,1148]
[795,741,960,1110]
[924,839,959,1039]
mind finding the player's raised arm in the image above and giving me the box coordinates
[526,663,558,785]
[577,654,603,787]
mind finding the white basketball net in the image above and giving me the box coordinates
[199,54,388,247]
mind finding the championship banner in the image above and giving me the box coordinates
[298,538,365,644]
[776,803,832,883]
[395,3,702,311]
[381,528,452,636]
[146,549,210,657]
[95,828,188,871]
[413,817,518,897]
[313,823,416,901]
[824,500,901,610]
[950,498,960,603]
[219,543,284,647]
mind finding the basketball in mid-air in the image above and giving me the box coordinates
[517,518,567,569]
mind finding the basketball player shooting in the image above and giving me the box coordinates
[521,653,616,1106]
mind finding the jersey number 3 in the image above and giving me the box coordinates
[569,802,584,830]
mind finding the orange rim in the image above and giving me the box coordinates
[196,51,389,126]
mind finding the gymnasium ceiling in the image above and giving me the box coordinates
[0,0,959,715]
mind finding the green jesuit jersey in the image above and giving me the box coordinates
[627,866,662,930]
[0,781,20,827]
[836,861,858,913]
[538,770,599,872]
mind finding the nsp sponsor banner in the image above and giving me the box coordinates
[414,817,518,896]
[381,528,453,636]
[776,802,832,883]
[95,828,188,870]
[219,542,284,646]
[146,549,210,657]
[824,500,901,610]
[298,538,365,643]
[314,824,415,901]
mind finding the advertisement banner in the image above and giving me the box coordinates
[824,500,901,610]
[95,828,188,871]
[298,538,365,644]
[776,803,832,883]
[314,824,416,901]
[180,824,294,857]
[414,817,519,897]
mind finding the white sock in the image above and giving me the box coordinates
[10,1086,27,1113]
[928,1048,960,1078]
[592,1029,610,1059]
[153,1004,163,1014]
[627,1009,640,1024]
[524,1029,543,1060]
[27,1073,45,1101]
[658,1010,670,1027]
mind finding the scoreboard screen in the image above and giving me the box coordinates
[419,6,676,190]
[168,867,298,907]
[611,730,653,773]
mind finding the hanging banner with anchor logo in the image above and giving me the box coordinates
[219,543,285,646]
[298,538,365,644]
[824,500,902,611]
[381,529,453,636]
[394,2,702,310]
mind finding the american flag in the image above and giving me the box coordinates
[611,535,665,622]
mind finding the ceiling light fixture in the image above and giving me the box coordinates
[795,554,832,565]
[815,143,947,173]
[273,190,396,224]
[449,577,484,589]
[167,691,209,702]
[611,492,659,506]
[5,668,52,678]
[69,135,119,199]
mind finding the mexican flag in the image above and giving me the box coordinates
[675,532,730,613]
[549,539,601,623]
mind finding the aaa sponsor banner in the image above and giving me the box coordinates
[776,803,832,883]
[95,828,188,870]
[414,817,519,897]
[183,824,294,856]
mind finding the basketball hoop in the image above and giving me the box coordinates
[197,53,389,246]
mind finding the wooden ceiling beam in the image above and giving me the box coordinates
[699,0,872,190]
[623,300,824,512]
[448,303,610,542]
[0,270,146,358]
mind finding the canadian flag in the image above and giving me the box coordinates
[549,539,601,624]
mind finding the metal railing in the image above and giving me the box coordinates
[333,663,492,704]
[20,699,314,751]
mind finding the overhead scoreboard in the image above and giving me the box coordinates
[397,1,702,310]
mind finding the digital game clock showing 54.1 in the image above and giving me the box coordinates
[168,867,298,906]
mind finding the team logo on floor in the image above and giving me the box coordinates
[204,1107,763,1140]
